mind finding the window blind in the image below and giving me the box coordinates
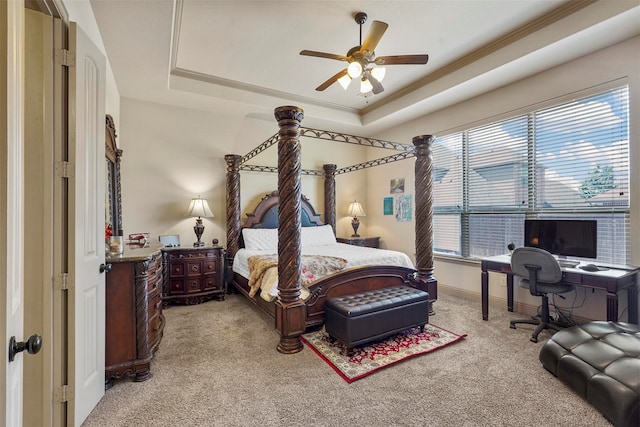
[430,86,630,264]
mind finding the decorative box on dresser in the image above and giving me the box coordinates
[336,236,381,248]
[105,246,164,388]
[162,246,226,305]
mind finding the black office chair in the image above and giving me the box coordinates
[509,247,574,343]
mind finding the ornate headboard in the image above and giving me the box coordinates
[242,191,324,229]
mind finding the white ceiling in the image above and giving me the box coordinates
[90,0,640,136]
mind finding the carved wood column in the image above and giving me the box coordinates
[323,164,337,233]
[225,154,242,278]
[413,135,438,313]
[274,106,305,354]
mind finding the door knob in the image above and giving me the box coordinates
[100,263,112,273]
[8,334,42,362]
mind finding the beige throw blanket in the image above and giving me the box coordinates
[247,254,348,299]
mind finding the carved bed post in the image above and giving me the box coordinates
[274,106,305,354]
[225,154,242,285]
[323,164,337,232]
[413,135,438,314]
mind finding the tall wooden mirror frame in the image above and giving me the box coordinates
[105,114,123,236]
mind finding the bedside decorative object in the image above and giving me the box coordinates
[185,196,214,247]
[108,235,124,255]
[346,200,366,237]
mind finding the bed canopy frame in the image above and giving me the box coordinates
[225,105,437,354]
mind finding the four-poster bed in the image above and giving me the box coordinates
[225,106,437,354]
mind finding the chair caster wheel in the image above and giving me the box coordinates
[510,324,516,329]
[530,336,538,343]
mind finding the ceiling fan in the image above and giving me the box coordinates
[300,12,429,95]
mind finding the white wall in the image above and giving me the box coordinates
[369,36,640,321]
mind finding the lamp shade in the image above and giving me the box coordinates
[360,78,373,94]
[338,74,352,90]
[346,201,366,217]
[370,66,386,83]
[185,197,214,218]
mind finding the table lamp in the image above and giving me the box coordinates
[185,196,214,247]
[346,200,366,237]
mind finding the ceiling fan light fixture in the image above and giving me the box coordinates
[337,74,352,90]
[360,77,373,94]
[371,66,386,83]
[347,61,363,78]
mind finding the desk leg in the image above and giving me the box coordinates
[481,270,489,321]
[627,286,638,324]
[606,292,618,322]
[506,274,514,312]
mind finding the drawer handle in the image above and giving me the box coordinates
[191,266,199,272]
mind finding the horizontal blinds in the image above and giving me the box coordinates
[467,116,529,210]
[533,87,629,211]
[432,134,463,210]
[469,214,525,257]
[431,86,630,264]
[433,214,461,255]
[432,134,463,255]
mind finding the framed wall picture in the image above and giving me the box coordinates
[390,178,405,194]
[383,197,393,215]
[395,194,412,222]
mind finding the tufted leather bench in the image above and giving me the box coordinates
[539,321,640,427]
[325,286,429,354]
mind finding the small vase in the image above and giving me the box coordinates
[109,236,124,255]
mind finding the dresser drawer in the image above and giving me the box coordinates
[169,279,185,294]
[186,261,202,276]
[186,278,202,293]
[203,275,221,291]
[169,262,185,277]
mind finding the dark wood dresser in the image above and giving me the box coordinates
[105,246,164,387]
[337,236,380,248]
[162,246,226,305]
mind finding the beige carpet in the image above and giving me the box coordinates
[82,292,610,426]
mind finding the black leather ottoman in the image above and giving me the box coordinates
[539,321,640,427]
[325,286,429,354]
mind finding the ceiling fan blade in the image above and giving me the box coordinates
[361,20,388,53]
[364,70,384,95]
[300,50,349,62]
[316,68,348,91]
[375,54,429,65]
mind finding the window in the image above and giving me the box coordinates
[432,86,630,264]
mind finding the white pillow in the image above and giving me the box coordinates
[242,228,278,251]
[301,225,336,247]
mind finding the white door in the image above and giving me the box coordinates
[2,1,25,425]
[67,22,106,426]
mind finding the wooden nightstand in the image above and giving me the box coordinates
[336,236,380,248]
[162,246,226,305]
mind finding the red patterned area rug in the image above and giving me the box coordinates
[301,324,466,383]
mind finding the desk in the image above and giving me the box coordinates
[480,254,639,324]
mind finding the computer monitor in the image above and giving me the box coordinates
[524,219,597,259]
